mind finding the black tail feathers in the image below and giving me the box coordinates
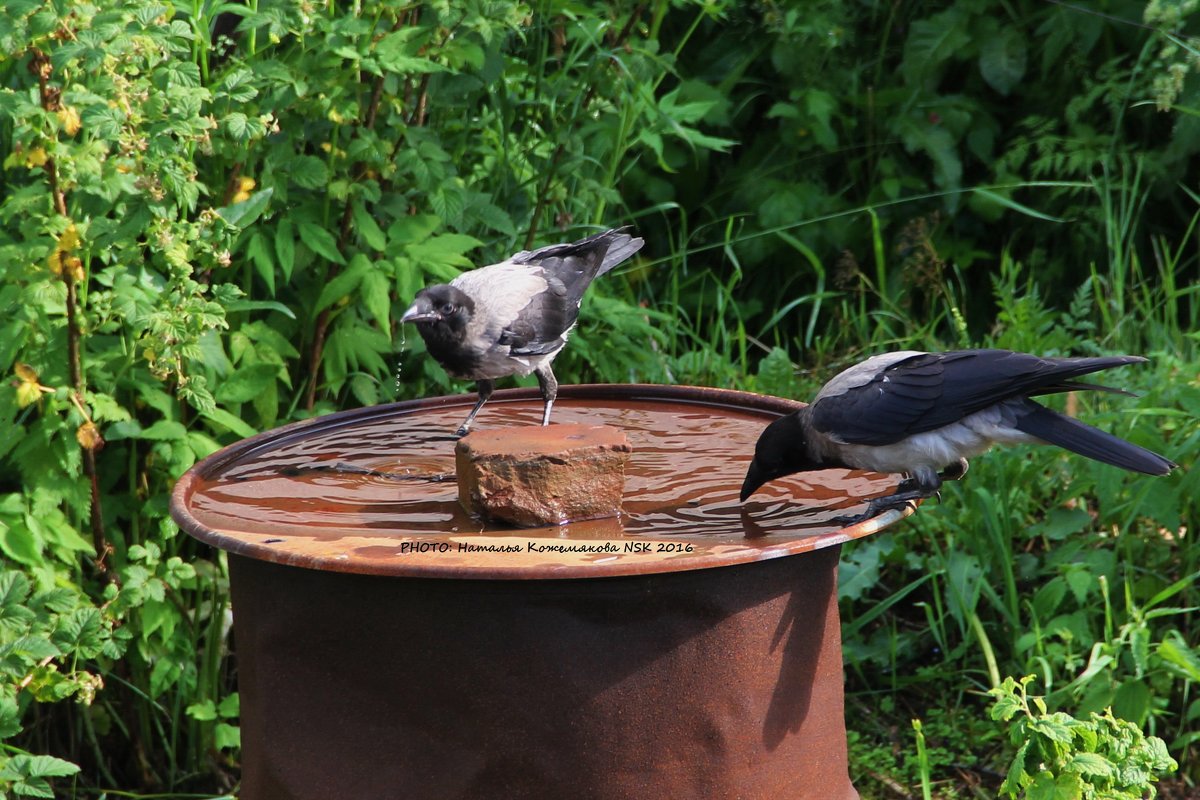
[1014,402,1175,476]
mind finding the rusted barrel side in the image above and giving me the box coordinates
[229,545,858,800]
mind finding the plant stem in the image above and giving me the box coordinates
[30,47,110,575]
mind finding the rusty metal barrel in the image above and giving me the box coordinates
[170,385,911,800]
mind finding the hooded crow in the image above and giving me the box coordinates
[740,349,1176,519]
[401,228,644,437]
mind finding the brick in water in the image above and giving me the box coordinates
[455,424,632,527]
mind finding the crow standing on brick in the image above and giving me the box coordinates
[740,349,1176,520]
[402,228,644,437]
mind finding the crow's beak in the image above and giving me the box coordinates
[401,299,439,324]
[739,458,769,502]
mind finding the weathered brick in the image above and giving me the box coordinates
[455,424,632,527]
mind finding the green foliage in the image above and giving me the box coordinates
[990,675,1177,799]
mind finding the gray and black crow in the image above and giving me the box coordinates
[401,228,644,437]
[740,349,1175,518]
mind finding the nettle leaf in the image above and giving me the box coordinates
[315,254,372,313]
[139,421,188,441]
[375,29,450,75]
[275,218,296,281]
[225,299,296,320]
[299,221,345,265]
[897,116,962,191]
[246,232,276,296]
[979,25,1027,96]
[215,363,282,404]
[1156,630,1200,682]
[0,571,35,635]
[405,233,482,276]
[467,198,516,237]
[352,199,387,251]
[349,373,379,406]
[360,268,391,336]
[87,392,132,423]
[902,8,972,86]
[0,519,44,567]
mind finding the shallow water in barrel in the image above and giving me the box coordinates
[187,395,899,546]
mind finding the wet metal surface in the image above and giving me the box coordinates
[170,385,916,800]
[172,384,912,579]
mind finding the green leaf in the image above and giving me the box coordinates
[200,407,257,438]
[1027,771,1083,800]
[215,722,241,750]
[275,218,296,281]
[315,254,372,313]
[972,188,1066,223]
[754,347,798,398]
[187,700,218,721]
[298,222,345,265]
[246,232,276,296]
[1000,740,1030,795]
[360,269,391,336]
[1068,752,1115,777]
[376,30,450,74]
[902,9,972,87]
[4,754,81,779]
[215,363,281,405]
[1157,631,1200,681]
[0,693,22,738]
[0,521,44,567]
[225,299,296,319]
[405,233,482,274]
[1030,715,1075,744]
[139,421,188,441]
[217,187,273,228]
[349,373,379,406]
[51,609,106,659]
[352,200,387,251]
[290,155,330,190]
[979,26,1027,96]
[217,692,240,718]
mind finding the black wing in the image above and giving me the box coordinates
[810,350,1145,446]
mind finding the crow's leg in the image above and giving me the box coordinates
[456,379,495,438]
[895,458,969,494]
[836,466,942,526]
[941,458,969,482]
[534,364,558,426]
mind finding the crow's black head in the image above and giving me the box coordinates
[740,410,825,501]
[401,285,475,333]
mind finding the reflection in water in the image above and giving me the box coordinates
[189,397,901,545]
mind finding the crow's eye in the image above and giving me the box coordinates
[439,302,455,315]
